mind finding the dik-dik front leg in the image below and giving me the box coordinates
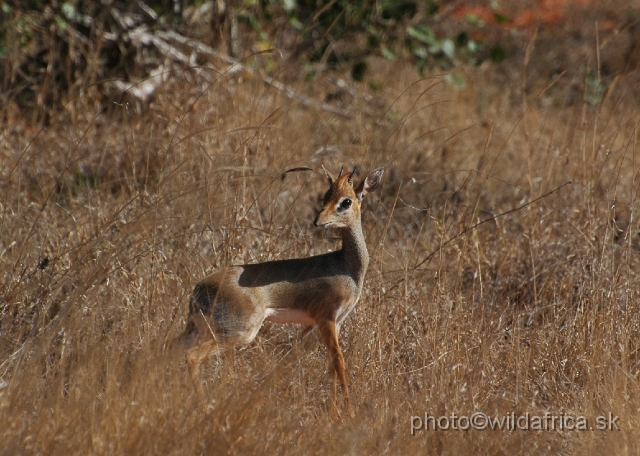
[317,319,351,415]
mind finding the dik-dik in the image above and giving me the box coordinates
[179,165,384,409]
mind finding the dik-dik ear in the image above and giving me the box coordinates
[356,167,384,201]
[347,165,358,186]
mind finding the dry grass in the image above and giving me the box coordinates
[1,53,640,454]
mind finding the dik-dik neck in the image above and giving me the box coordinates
[340,220,370,285]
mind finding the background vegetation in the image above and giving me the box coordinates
[2,0,640,453]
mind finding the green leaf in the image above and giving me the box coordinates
[368,80,382,91]
[586,73,605,105]
[289,17,304,31]
[445,73,466,89]
[464,13,484,27]
[407,25,436,45]
[62,3,77,21]
[304,64,315,81]
[381,45,396,61]
[55,15,68,32]
[441,38,455,59]
[413,46,427,59]
[494,12,508,24]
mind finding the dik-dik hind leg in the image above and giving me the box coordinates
[185,310,264,396]
[317,319,351,415]
[186,340,221,396]
[299,325,317,350]
[300,325,314,340]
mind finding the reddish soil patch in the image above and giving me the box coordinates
[452,0,597,30]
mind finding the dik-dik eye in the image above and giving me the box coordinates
[339,198,352,211]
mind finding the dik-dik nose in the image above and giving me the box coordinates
[314,209,329,227]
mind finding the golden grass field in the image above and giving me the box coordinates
[2,40,640,453]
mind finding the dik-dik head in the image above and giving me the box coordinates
[314,165,384,229]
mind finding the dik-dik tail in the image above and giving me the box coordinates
[170,285,217,351]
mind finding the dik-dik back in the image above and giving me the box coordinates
[179,165,384,411]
